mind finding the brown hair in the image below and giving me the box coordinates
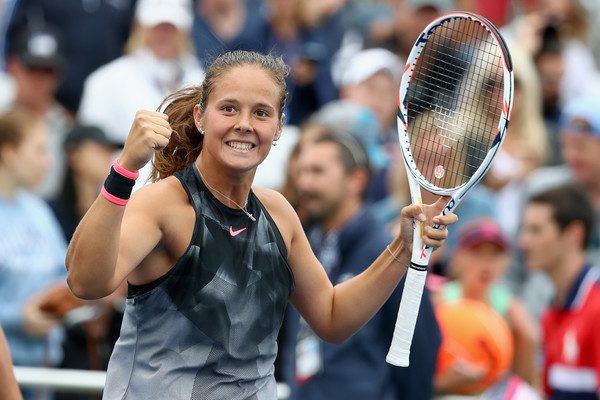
[151,50,290,181]
[0,107,40,161]
[528,184,595,248]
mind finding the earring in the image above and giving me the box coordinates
[272,140,278,146]
[200,129,205,135]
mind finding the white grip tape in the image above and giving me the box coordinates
[385,267,427,366]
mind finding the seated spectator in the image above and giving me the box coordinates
[519,184,600,399]
[0,107,69,400]
[49,125,118,242]
[78,0,204,147]
[78,0,204,192]
[519,93,600,319]
[282,131,441,400]
[4,0,137,113]
[434,218,538,387]
[4,24,74,200]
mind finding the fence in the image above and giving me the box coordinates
[14,367,291,399]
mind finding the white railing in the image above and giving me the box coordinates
[14,367,290,399]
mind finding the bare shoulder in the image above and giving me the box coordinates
[253,186,300,249]
[125,175,193,238]
[253,186,294,212]
[123,175,195,284]
[129,176,189,213]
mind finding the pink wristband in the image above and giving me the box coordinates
[113,159,139,180]
[101,186,129,206]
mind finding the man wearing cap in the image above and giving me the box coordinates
[78,0,204,148]
[335,47,403,202]
[4,24,74,200]
[4,0,137,113]
[78,0,204,193]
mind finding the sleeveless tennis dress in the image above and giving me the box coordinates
[103,162,294,400]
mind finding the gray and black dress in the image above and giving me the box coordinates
[103,162,294,400]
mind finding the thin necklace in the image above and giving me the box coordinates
[197,167,256,221]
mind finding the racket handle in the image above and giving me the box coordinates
[386,267,427,366]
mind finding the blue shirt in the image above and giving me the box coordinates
[0,189,67,366]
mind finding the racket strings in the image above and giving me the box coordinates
[407,18,504,189]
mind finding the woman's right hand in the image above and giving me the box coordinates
[118,110,172,171]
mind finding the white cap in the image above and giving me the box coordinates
[136,0,193,31]
[340,48,403,87]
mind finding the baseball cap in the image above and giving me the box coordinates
[559,95,600,138]
[64,125,116,148]
[457,217,509,251]
[339,48,403,88]
[10,26,65,70]
[135,0,193,31]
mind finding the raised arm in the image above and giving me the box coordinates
[65,111,172,299]
[286,196,456,344]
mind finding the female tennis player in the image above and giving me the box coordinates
[65,50,457,400]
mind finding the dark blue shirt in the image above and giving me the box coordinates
[281,208,441,400]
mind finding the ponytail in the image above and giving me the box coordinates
[150,86,203,181]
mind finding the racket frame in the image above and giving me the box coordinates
[386,11,514,367]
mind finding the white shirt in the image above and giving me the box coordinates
[78,47,205,192]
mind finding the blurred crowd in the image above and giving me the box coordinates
[0,0,600,399]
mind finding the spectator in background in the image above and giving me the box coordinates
[502,0,600,128]
[46,125,124,400]
[78,0,204,191]
[191,0,266,67]
[352,0,454,62]
[519,184,600,400]
[4,0,137,114]
[4,24,73,200]
[0,325,22,400]
[0,107,68,400]
[533,23,567,164]
[195,0,343,126]
[336,47,403,202]
[282,132,441,400]
[433,298,541,400]
[519,94,600,319]
[49,125,117,242]
[78,0,203,146]
[484,42,550,237]
[279,0,345,125]
[435,218,538,387]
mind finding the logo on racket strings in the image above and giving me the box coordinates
[434,165,445,179]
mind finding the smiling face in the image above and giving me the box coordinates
[195,65,284,172]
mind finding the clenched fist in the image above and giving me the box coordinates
[118,110,172,171]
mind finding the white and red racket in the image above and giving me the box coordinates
[386,12,514,367]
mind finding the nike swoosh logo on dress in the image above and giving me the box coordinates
[229,227,247,237]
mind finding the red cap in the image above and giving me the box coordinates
[457,218,509,250]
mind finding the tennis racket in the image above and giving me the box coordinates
[386,12,513,367]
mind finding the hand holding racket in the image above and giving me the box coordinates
[386,12,513,367]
